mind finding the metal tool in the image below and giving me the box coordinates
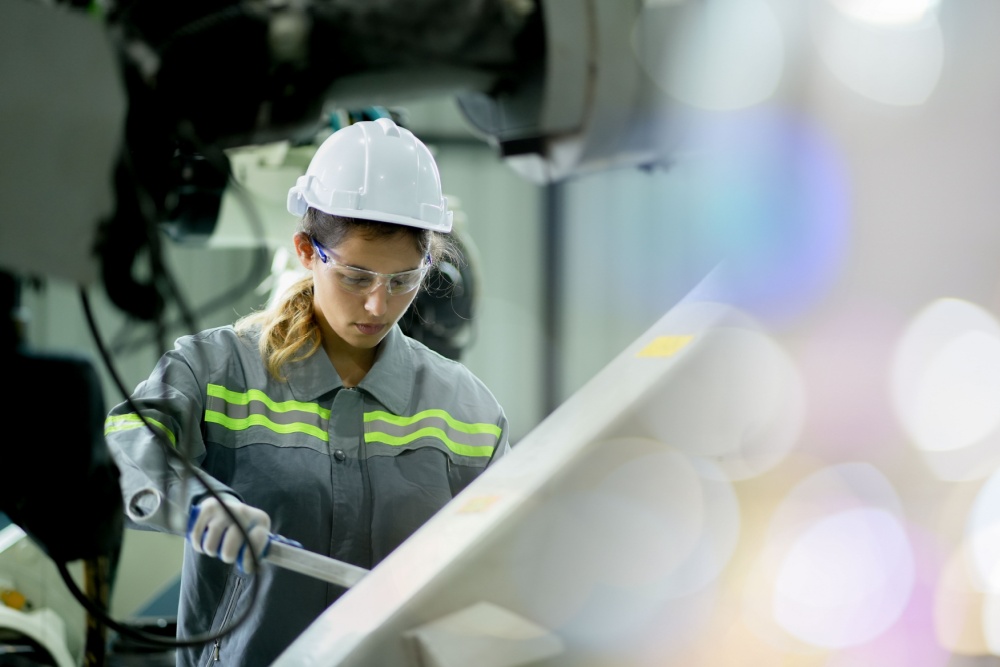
[187,503,368,586]
[263,534,369,588]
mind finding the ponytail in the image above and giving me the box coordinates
[234,274,321,381]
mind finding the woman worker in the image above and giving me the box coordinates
[104,117,510,666]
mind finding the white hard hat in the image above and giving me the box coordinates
[287,117,453,233]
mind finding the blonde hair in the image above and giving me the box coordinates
[234,210,459,381]
[234,274,321,382]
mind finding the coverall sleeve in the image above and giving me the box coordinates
[104,339,234,535]
[488,411,512,465]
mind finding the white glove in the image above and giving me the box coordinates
[187,494,272,574]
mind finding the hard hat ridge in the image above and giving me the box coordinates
[286,118,453,233]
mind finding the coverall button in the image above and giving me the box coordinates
[334,449,346,462]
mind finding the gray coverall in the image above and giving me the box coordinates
[105,324,510,666]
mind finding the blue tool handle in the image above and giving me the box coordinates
[262,532,304,558]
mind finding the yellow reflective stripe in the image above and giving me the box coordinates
[365,427,496,458]
[204,411,329,441]
[103,413,177,448]
[207,384,331,418]
[364,409,502,437]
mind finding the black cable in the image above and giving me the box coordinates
[78,287,262,650]
[57,1,292,650]
[101,1,273,352]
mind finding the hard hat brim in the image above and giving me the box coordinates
[314,206,453,234]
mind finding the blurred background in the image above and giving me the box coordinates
[6,0,1000,664]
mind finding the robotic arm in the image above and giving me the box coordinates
[3,0,677,317]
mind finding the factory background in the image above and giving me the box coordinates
[7,0,1000,664]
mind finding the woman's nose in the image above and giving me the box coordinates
[364,283,389,316]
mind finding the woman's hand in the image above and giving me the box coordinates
[187,494,272,574]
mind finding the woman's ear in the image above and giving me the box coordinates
[292,232,314,269]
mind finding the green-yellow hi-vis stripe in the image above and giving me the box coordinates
[204,411,330,441]
[206,384,330,417]
[366,428,496,457]
[104,414,177,447]
[364,409,501,436]
[205,384,330,441]
[364,409,500,457]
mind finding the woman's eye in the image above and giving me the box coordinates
[341,274,372,287]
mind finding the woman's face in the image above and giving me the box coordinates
[295,229,424,354]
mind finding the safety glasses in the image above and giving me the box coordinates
[310,236,430,296]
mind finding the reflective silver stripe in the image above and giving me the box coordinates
[204,384,330,442]
[364,409,499,458]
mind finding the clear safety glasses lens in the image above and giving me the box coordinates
[311,237,427,295]
[332,266,426,296]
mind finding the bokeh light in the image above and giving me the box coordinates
[624,456,740,599]
[632,322,805,481]
[680,109,851,325]
[966,468,1000,593]
[743,463,915,651]
[829,0,941,26]
[980,586,1000,655]
[910,332,1000,452]
[935,540,990,656]
[773,508,914,648]
[810,0,944,106]
[823,522,949,667]
[892,298,1000,481]
[507,439,739,652]
[633,0,785,111]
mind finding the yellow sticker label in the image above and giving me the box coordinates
[458,495,501,514]
[1,588,27,610]
[636,335,694,358]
